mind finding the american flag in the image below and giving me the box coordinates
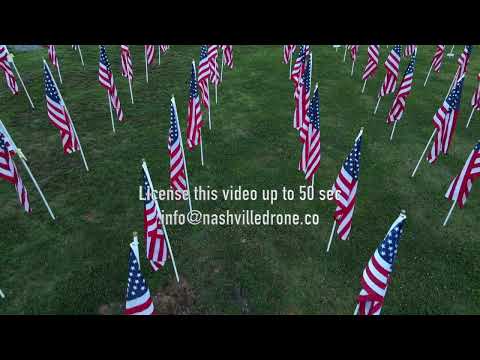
[332,131,362,241]
[169,99,187,193]
[355,212,406,315]
[0,45,18,95]
[471,73,480,110]
[198,45,210,110]
[349,45,359,62]
[294,53,312,140]
[431,45,445,72]
[48,45,58,68]
[304,84,321,182]
[291,45,310,88]
[186,61,204,151]
[0,131,30,213]
[427,76,465,164]
[283,45,296,64]
[222,45,234,69]
[445,142,480,209]
[124,243,155,315]
[145,45,155,65]
[453,45,473,83]
[404,45,416,57]
[99,45,124,122]
[362,45,380,81]
[386,52,416,124]
[142,168,168,271]
[120,45,133,81]
[159,45,170,54]
[379,45,402,97]
[208,45,220,86]
[44,62,79,154]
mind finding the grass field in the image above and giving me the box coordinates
[1,45,479,315]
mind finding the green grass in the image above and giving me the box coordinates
[1,45,479,314]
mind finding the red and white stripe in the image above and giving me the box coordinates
[349,45,359,62]
[145,45,155,65]
[362,45,380,81]
[432,45,445,72]
[46,92,79,154]
[386,71,414,124]
[198,49,210,110]
[0,135,30,213]
[332,167,358,241]
[222,45,234,69]
[379,48,401,97]
[187,66,204,151]
[159,45,170,54]
[120,45,133,80]
[290,45,310,89]
[283,45,295,64]
[471,73,480,110]
[99,60,124,122]
[48,45,58,68]
[208,45,220,86]
[404,45,416,57]
[427,103,458,164]
[0,45,19,95]
[144,194,168,271]
[445,143,480,208]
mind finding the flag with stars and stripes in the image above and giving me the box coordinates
[453,45,473,84]
[0,131,30,213]
[124,242,155,315]
[362,45,380,81]
[99,45,124,122]
[283,45,296,64]
[294,53,312,149]
[379,45,402,97]
[404,45,416,57]
[48,45,59,68]
[291,45,310,89]
[222,45,234,69]
[198,45,210,110]
[431,45,445,73]
[0,45,18,95]
[145,45,155,65]
[387,52,416,124]
[427,76,466,164]
[471,73,480,111]
[331,131,363,241]
[159,45,170,54]
[186,61,204,151]
[120,45,133,81]
[208,45,220,86]
[445,141,480,209]
[141,168,168,271]
[169,98,187,193]
[304,84,321,182]
[349,45,359,62]
[44,62,79,154]
[355,212,406,316]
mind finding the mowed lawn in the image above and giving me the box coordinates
[1,45,479,315]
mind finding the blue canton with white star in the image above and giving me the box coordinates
[343,136,362,180]
[99,45,111,71]
[169,102,179,143]
[405,53,416,75]
[393,45,402,56]
[302,56,311,93]
[474,142,480,152]
[126,248,149,301]
[200,45,208,61]
[44,64,61,103]
[189,63,199,100]
[446,77,465,110]
[378,217,405,265]
[308,87,320,130]
[0,133,8,152]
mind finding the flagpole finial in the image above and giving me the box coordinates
[141,158,146,164]
[400,209,407,216]
[133,231,138,237]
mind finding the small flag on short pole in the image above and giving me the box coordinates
[374,45,402,115]
[361,45,380,93]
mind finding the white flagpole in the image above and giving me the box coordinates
[8,54,35,109]
[289,56,292,77]
[0,289,4,299]
[200,129,205,166]
[44,60,88,171]
[128,79,134,104]
[56,62,63,84]
[18,153,56,220]
[77,46,85,68]
[220,51,224,83]
[142,160,180,283]
[443,201,456,226]
[215,83,218,104]
[326,220,337,253]
[411,129,436,177]
[172,94,193,214]
[351,59,355,76]
[145,47,149,83]
[158,46,161,65]
[389,121,398,141]
[374,96,382,114]
[343,46,348,62]
[447,45,455,57]
[424,62,434,87]
[207,82,212,130]
[354,304,359,315]
[131,232,141,269]
[107,93,115,134]
[466,108,476,128]
[361,80,367,93]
